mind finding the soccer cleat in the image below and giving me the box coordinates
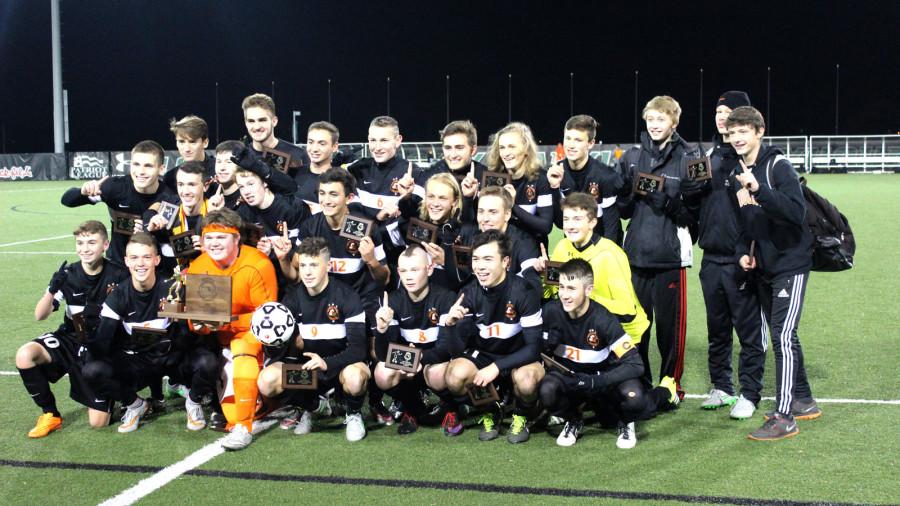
[730,395,756,420]
[616,422,637,449]
[397,413,418,435]
[344,412,367,442]
[388,401,404,424]
[222,423,253,450]
[556,419,583,447]
[28,413,62,438]
[748,413,799,441]
[315,396,333,417]
[507,414,530,444]
[701,388,737,410]
[659,376,680,406]
[477,412,499,441]
[765,398,823,422]
[118,398,149,433]
[185,399,206,431]
[293,410,314,435]
[370,402,395,426]
[441,411,463,436]
[279,407,301,430]
[163,377,189,400]
[208,411,228,432]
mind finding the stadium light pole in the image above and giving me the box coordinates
[508,74,512,122]
[446,75,450,124]
[214,81,220,145]
[327,79,332,122]
[767,66,772,134]
[387,76,391,115]
[698,68,704,141]
[834,64,840,134]
[633,70,639,144]
[569,72,574,117]
[271,81,275,101]
[51,0,64,153]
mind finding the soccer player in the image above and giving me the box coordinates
[16,221,128,437]
[688,91,766,419]
[728,106,819,441]
[81,233,219,434]
[373,245,464,434]
[617,96,702,398]
[482,122,554,245]
[539,259,678,449]
[257,237,370,441]
[61,140,176,267]
[234,168,309,247]
[456,186,542,290]
[552,115,624,243]
[295,121,342,213]
[163,115,217,196]
[443,230,544,443]
[241,92,309,173]
[542,192,649,344]
[186,209,279,449]
[429,120,487,185]
[214,140,244,210]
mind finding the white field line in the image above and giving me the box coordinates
[98,418,278,506]
[682,393,900,405]
[0,235,70,248]
[0,251,71,255]
[0,188,65,193]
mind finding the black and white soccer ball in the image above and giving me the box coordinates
[251,302,296,346]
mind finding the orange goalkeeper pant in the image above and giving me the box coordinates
[220,331,262,432]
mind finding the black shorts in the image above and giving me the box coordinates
[33,332,111,412]
[460,348,506,374]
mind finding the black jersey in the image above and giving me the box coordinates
[423,159,488,188]
[297,208,387,304]
[457,274,542,372]
[508,170,554,242]
[456,224,541,290]
[162,156,219,198]
[237,193,310,242]
[542,299,634,374]
[94,277,176,358]
[251,139,308,190]
[556,156,624,243]
[50,260,129,340]
[61,176,176,266]
[267,277,366,377]
[347,156,425,220]
[224,187,242,210]
[375,283,462,364]
[292,165,331,214]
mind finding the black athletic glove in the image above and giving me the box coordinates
[564,371,606,396]
[679,178,709,197]
[47,260,68,294]
[644,190,681,215]
[230,144,270,177]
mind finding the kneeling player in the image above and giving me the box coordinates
[444,230,544,443]
[373,245,463,435]
[16,221,128,437]
[257,237,370,441]
[539,259,678,449]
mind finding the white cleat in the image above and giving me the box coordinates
[221,423,253,451]
[118,398,148,434]
[616,422,637,449]
[344,412,367,442]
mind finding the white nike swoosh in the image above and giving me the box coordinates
[72,292,84,297]
[475,313,484,317]
[363,180,372,184]
[118,204,130,208]
[128,311,137,316]
[401,316,412,321]
[95,399,106,403]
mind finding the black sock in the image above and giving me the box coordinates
[149,377,164,401]
[346,393,365,414]
[514,398,538,418]
[435,389,458,412]
[367,380,384,407]
[18,367,59,417]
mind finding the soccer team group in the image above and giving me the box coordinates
[15,89,821,451]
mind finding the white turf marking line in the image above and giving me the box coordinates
[682,393,900,405]
[0,187,64,193]
[98,418,278,506]
[0,371,19,376]
[0,251,71,255]
[0,235,70,248]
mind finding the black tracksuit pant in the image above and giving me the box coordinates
[699,258,766,404]
[758,272,813,415]
[632,266,687,395]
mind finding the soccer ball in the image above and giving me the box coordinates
[251,302,296,346]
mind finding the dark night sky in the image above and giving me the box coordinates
[1,0,898,153]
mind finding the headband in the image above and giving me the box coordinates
[202,224,239,236]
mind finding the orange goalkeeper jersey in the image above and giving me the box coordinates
[187,245,278,340]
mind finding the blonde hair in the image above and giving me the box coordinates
[642,95,682,126]
[485,122,542,181]
[418,172,462,223]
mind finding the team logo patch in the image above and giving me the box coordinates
[525,184,536,202]
[346,239,360,255]
[158,298,167,311]
[106,282,118,295]
[588,182,600,199]
[586,329,599,348]
[276,221,286,235]
[428,307,439,325]
[504,302,516,320]
[326,303,340,322]
[390,177,401,195]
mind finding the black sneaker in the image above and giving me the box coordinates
[370,401,395,426]
[208,411,228,432]
[748,413,799,441]
[764,398,822,421]
[397,413,418,435]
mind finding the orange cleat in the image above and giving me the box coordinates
[28,413,62,438]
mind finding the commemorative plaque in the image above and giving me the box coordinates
[71,312,88,344]
[170,230,198,258]
[339,215,374,254]
[466,382,500,407]
[452,245,472,270]
[633,172,665,196]
[159,273,235,324]
[405,218,438,245]
[385,343,422,373]
[131,326,167,348]
[156,201,180,230]
[686,157,712,182]
[481,171,511,188]
[282,364,318,390]
[542,261,564,286]
[261,147,293,174]
[110,211,140,235]
[541,352,575,376]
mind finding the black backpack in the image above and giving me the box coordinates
[798,176,855,272]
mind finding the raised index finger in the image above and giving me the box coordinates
[454,293,465,307]
[540,242,548,259]
[383,291,389,308]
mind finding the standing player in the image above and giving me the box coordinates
[373,245,464,435]
[688,91,766,419]
[617,96,701,398]
[295,121,342,213]
[257,237,370,441]
[234,168,309,248]
[728,106,819,440]
[81,233,219,434]
[61,140,176,267]
[163,115,217,195]
[214,140,245,210]
[552,115,624,243]
[443,231,544,443]
[16,221,128,437]
[241,93,309,173]
[427,120,487,185]
[539,259,678,448]
[186,209,279,450]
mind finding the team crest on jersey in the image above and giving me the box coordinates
[504,302,516,320]
[428,307,439,325]
[106,282,118,294]
[586,328,600,348]
[326,303,340,322]
[390,177,401,195]
[346,239,360,255]
[525,184,536,202]
[276,221,286,235]
[588,182,600,199]
[158,298,167,311]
